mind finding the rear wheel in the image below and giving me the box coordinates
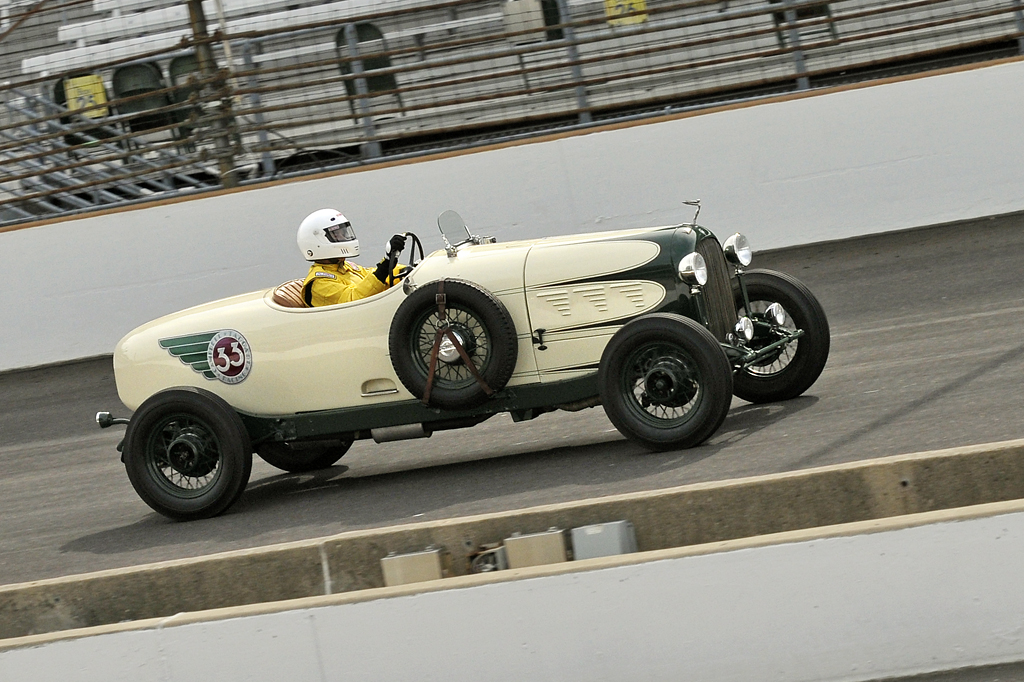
[256,436,353,473]
[123,387,252,521]
[733,269,830,403]
[599,314,733,451]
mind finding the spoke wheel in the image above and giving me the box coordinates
[600,314,732,451]
[621,342,702,427]
[732,269,830,403]
[411,308,490,392]
[124,388,252,521]
[146,415,224,498]
[390,279,518,409]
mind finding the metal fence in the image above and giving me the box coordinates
[1,0,1022,226]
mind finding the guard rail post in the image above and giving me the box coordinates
[1013,0,1024,55]
[555,0,592,125]
[343,23,383,161]
[187,0,239,188]
[782,0,810,91]
[241,40,276,178]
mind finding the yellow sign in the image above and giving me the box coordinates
[64,74,108,119]
[604,0,647,26]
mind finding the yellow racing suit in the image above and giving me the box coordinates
[302,260,402,307]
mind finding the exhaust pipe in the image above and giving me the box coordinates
[371,423,432,443]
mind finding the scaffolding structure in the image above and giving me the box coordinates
[1,0,1021,226]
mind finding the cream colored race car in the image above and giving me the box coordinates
[97,206,829,521]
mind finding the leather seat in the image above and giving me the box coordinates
[272,279,308,308]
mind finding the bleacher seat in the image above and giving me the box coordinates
[112,62,173,133]
[52,73,117,147]
[335,22,403,115]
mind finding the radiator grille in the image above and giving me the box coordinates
[696,238,738,342]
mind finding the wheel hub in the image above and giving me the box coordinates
[437,325,475,364]
[166,430,216,477]
[643,357,696,407]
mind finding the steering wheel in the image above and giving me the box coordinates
[387,232,424,287]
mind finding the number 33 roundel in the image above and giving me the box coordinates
[206,330,253,384]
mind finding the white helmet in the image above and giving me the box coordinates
[297,209,359,261]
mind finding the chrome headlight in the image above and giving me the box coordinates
[723,233,753,266]
[735,316,754,342]
[677,252,707,286]
[765,302,787,326]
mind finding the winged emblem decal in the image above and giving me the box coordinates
[160,332,217,379]
[159,330,253,384]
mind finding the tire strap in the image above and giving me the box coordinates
[421,280,446,405]
[420,280,494,405]
[422,332,440,406]
[421,280,444,404]
[446,329,494,396]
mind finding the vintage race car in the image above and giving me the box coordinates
[98,204,829,520]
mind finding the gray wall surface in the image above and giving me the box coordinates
[2,59,1023,371]
[4,504,1024,681]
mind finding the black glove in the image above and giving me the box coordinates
[385,233,407,257]
[373,258,390,283]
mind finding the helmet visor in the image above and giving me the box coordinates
[323,221,356,243]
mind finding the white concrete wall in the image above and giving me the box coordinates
[2,59,1022,372]
[5,506,1024,682]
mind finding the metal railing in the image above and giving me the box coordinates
[0,0,1021,226]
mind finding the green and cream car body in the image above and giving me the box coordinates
[100,207,830,520]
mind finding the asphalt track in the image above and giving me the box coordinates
[2,212,1024,588]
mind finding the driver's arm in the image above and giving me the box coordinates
[372,259,411,286]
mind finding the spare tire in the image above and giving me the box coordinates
[389,279,518,409]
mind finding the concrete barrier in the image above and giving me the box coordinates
[5,499,1024,681]
[3,438,1024,642]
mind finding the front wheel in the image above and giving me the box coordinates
[599,314,733,451]
[732,269,830,404]
[123,387,252,521]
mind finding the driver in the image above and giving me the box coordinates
[296,208,409,307]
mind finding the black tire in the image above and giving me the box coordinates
[732,269,830,404]
[123,387,253,521]
[256,436,353,473]
[389,279,518,409]
[599,314,733,451]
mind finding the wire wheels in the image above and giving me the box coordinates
[732,269,830,404]
[599,314,732,451]
[620,341,703,427]
[390,279,518,409]
[123,387,252,521]
[411,305,491,391]
[145,414,223,496]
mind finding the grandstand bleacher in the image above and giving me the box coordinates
[0,0,1021,225]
